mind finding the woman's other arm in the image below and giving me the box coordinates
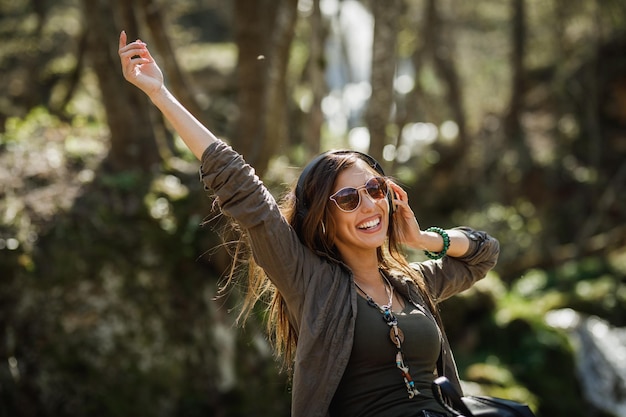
[389,182,470,257]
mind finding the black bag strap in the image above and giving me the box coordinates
[432,376,474,417]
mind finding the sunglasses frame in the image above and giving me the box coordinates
[329,177,389,212]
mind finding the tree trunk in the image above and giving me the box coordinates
[233,0,298,176]
[137,0,209,127]
[503,0,532,169]
[424,0,467,153]
[304,0,326,157]
[82,0,160,173]
[233,0,266,165]
[259,0,299,168]
[365,0,401,164]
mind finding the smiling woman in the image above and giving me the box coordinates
[118,31,500,417]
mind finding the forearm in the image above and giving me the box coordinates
[414,227,500,300]
[412,228,470,258]
[149,86,218,160]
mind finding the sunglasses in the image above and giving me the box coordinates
[329,177,389,212]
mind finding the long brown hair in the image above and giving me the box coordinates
[223,152,439,372]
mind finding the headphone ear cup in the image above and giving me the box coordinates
[297,207,308,221]
[295,192,308,222]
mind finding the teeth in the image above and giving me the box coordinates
[358,218,380,229]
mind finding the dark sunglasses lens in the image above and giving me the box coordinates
[366,178,387,199]
[334,189,360,211]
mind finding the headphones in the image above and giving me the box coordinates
[295,150,395,220]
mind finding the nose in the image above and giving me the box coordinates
[359,188,378,209]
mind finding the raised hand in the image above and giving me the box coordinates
[389,181,471,256]
[118,31,164,97]
[117,30,217,159]
[388,181,422,247]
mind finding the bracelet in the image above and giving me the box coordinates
[423,227,450,260]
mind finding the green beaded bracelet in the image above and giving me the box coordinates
[423,227,450,260]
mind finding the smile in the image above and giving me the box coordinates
[357,217,381,230]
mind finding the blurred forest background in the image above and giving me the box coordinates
[1,0,625,416]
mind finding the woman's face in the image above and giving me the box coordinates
[328,160,390,259]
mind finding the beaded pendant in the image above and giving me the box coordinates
[356,271,421,399]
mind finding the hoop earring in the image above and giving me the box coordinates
[321,221,327,236]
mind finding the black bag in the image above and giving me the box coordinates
[432,376,536,417]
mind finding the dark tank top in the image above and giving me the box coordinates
[329,294,450,417]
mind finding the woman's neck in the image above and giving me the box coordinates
[350,264,380,285]
[349,259,405,312]
[341,249,380,285]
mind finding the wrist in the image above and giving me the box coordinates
[415,230,443,251]
[148,85,170,105]
[422,227,450,260]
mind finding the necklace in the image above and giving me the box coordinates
[354,270,421,399]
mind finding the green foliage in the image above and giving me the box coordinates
[444,253,626,417]
[0,106,289,417]
[99,171,143,191]
[2,107,64,144]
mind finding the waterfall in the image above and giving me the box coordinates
[546,308,626,417]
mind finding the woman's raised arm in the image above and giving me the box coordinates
[118,30,217,160]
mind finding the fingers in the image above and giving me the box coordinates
[118,39,152,81]
[118,31,148,58]
[387,181,408,203]
[119,30,127,50]
[387,180,416,219]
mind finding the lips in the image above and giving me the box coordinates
[357,217,381,230]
